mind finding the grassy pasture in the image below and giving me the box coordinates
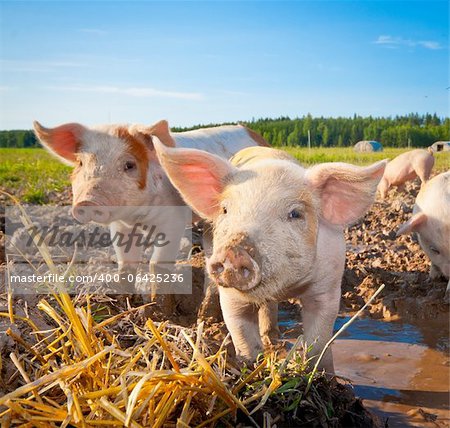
[0,148,71,203]
[284,146,450,168]
[0,147,448,204]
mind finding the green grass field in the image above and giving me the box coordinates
[0,147,448,204]
[284,146,450,168]
[0,148,71,203]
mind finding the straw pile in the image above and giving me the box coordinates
[0,291,318,427]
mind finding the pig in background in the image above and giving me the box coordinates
[33,119,269,311]
[397,171,450,301]
[154,140,387,372]
[377,148,434,198]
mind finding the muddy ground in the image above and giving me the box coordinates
[342,179,448,325]
[0,176,448,427]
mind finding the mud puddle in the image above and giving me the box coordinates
[279,310,450,427]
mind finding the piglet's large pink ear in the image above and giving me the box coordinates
[306,160,387,225]
[396,212,427,236]
[33,121,85,165]
[153,137,236,220]
[129,119,175,149]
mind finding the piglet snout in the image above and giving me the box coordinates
[208,246,261,291]
[72,201,111,224]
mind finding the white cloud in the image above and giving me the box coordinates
[418,40,442,50]
[49,85,204,100]
[374,35,443,50]
[374,35,413,48]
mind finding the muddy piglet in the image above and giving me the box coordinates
[378,148,434,198]
[397,171,450,301]
[154,142,386,372]
[32,120,268,289]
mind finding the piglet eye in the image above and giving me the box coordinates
[124,161,136,171]
[288,209,303,220]
[430,246,440,255]
[222,206,227,214]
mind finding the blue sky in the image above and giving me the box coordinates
[0,0,448,129]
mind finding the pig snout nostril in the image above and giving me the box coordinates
[72,206,91,224]
[92,208,110,224]
[241,267,251,278]
[209,243,261,291]
[211,262,224,275]
[72,202,110,224]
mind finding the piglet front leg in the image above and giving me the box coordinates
[110,220,143,292]
[197,226,223,322]
[300,286,341,374]
[258,301,279,346]
[219,287,263,361]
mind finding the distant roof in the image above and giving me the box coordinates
[355,140,382,145]
[430,141,450,152]
[354,140,383,152]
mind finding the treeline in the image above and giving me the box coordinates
[177,113,449,148]
[1,114,449,148]
[242,113,449,148]
[0,130,38,148]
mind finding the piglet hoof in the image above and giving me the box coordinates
[233,345,264,366]
[261,331,280,348]
[116,265,139,292]
[235,353,260,368]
